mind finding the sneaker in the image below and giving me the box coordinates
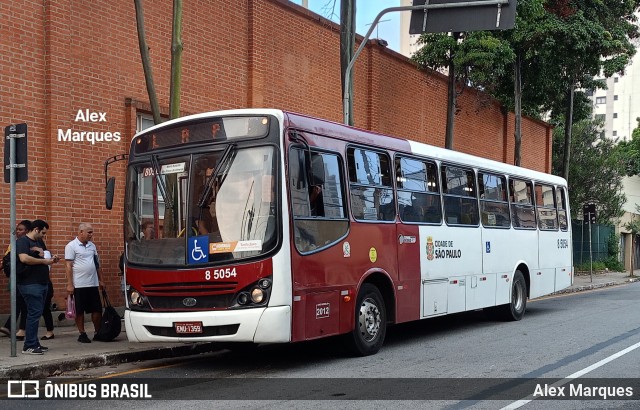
[37,345,49,352]
[77,333,91,343]
[22,347,44,355]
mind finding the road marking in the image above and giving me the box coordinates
[500,339,640,410]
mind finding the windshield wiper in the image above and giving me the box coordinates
[197,143,236,208]
[151,154,173,210]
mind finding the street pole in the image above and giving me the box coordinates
[589,212,593,283]
[342,0,509,125]
[8,130,17,357]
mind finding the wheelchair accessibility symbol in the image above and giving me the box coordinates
[188,235,209,264]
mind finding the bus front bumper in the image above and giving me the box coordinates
[125,306,291,344]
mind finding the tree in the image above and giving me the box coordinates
[134,0,184,237]
[616,118,640,176]
[552,118,626,223]
[412,31,514,149]
[489,0,557,165]
[544,0,640,182]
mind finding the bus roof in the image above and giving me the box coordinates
[282,111,566,187]
[134,108,565,187]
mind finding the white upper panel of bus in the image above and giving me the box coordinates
[406,140,566,187]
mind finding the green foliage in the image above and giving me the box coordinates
[575,257,623,272]
[412,31,515,97]
[574,260,607,272]
[413,0,640,116]
[552,118,626,223]
[615,118,640,176]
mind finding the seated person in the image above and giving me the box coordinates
[309,183,324,217]
[141,221,155,239]
[309,155,325,217]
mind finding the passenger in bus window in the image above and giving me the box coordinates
[140,221,155,240]
[309,177,324,217]
[309,155,325,217]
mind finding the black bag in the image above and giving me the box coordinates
[95,289,122,341]
[2,252,10,278]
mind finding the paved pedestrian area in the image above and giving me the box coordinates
[0,271,638,380]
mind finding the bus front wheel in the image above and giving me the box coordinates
[494,270,527,321]
[345,283,387,356]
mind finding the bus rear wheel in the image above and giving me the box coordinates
[493,270,527,321]
[345,283,387,356]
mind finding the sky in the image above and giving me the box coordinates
[291,0,402,52]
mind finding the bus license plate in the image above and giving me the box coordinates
[174,321,203,334]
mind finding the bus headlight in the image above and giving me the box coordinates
[127,287,149,309]
[130,290,143,306]
[250,288,265,303]
[232,276,272,307]
[237,292,250,305]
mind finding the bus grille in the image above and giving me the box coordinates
[147,294,236,310]
[142,281,238,294]
[144,324,239,337]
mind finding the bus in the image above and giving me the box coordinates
[105,108,572,356]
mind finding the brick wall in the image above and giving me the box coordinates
[0,0,553,313]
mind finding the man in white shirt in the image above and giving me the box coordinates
[65,222,104,343]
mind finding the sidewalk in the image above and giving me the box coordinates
[1,271,639,380]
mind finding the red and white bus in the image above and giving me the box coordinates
[109,109,572,356]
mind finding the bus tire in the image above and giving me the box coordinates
[345,283,387,356]
[495,270,527,321]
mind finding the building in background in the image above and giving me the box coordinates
[590,51,640,142]
[399,0,421,58]
[588,22,640,271]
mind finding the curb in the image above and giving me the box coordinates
[552,281,617,295]
[0,342,222,380]
[552,276,640,296]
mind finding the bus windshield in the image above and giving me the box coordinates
[124,145,278,266]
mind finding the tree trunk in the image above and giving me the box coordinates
[513,52,522,166]
[134,0,161,125]
[169,0,183,120]
[164,0,184,238]
[444,33,459,150]
[562,81,575,182]
[340,0,355,126]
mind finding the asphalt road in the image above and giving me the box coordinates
[8,283,640,409]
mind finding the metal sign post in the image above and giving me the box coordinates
[4,123,28,357]
[583,203,596,283]
[343,0,513,125]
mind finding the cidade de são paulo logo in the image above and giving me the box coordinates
[57,109,121,144]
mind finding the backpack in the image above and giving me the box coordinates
[2,252,10,278]
[94,289,122,341]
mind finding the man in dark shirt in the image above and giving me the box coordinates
[16,219,60,355]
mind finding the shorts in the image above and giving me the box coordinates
[74,286,102,315]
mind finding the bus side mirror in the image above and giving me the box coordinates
[106,177,116,210]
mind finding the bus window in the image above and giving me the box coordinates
[185,146,279,262]
[347,147,395,221]
[290,148,348,253]
[478,172,510,228]
[441,165,478,226]
[557,187,568,231]
[535,183,558,230]
[125,156,190,265]
[509,178,536,229]
[396,156,441,224]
